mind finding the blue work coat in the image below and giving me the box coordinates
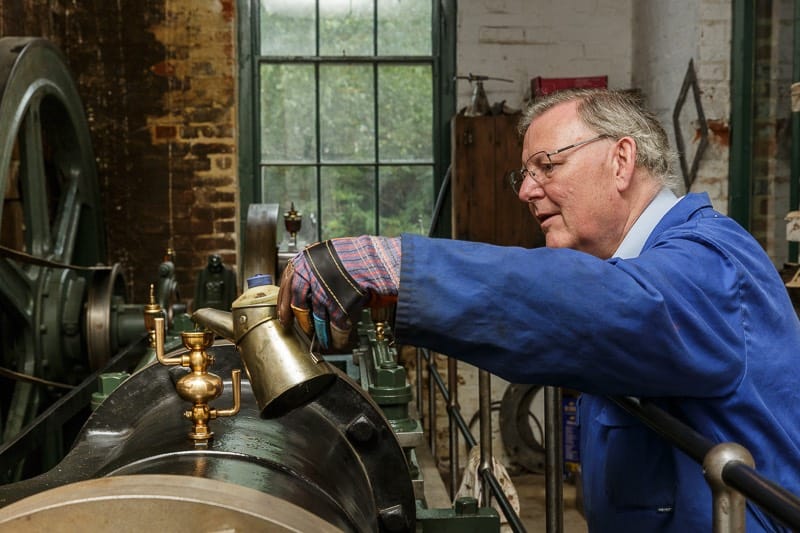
[395,193,800,532]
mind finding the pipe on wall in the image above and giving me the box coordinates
[728,0,756,230]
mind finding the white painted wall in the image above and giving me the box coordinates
[454,0,733,210]
[455,0,634,113]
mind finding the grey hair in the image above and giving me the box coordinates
[519,89,682,192]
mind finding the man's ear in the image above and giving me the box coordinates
[612,136,637,191]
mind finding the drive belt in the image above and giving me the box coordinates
[0,243,112,271]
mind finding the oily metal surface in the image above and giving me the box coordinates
[0,343,415,532]
[0,474,344,532]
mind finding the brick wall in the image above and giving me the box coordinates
[0,0,237,305]
[751,0,793,264]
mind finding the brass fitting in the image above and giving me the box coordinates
[143,284,164,348]
[153,317,241,443]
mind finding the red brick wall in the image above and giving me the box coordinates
[0,0,238,305]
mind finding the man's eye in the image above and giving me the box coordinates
[542,162,555,173]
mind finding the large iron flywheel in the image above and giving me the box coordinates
[0,37,111,458]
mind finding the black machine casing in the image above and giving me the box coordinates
[0,342,415,532]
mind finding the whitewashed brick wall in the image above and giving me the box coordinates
[456,0,633,112]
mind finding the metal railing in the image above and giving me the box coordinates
[416,347,528,532]
[611,396,800,531]
[414,346,800,533]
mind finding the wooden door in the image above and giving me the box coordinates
[451,113,544,248]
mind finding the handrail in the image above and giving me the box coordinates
[413,344,800,532]
[611,396,800,530]
[417,347,527,532]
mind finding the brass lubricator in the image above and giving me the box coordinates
[142,284,164,348]
[153,316,241,443]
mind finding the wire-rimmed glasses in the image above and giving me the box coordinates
[508,134,610,194]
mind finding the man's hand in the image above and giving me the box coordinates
[278,236,401,350]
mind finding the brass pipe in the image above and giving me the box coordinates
[153,317,181,365]
[213,369,241,417]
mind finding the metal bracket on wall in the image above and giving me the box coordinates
[673,59,709,191]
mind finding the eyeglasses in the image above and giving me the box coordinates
[508,134,610,194]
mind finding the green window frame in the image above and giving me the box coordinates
[237,0,456,252]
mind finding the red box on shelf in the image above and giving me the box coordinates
[531,75,608,98]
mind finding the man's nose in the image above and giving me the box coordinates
[517,174,543,201]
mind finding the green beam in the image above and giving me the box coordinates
[432,0,456,239]
[728,0,756,229]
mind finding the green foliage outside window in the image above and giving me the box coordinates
[258,0,434,246]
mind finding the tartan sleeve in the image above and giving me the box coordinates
[290,236,400,330]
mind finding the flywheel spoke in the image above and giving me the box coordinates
[19,95,52,259]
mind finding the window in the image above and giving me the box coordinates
[239,0,455,249]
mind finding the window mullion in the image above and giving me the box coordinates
[314,0,322,242]
[373,0,380,234]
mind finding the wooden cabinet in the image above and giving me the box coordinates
[451,113,544,248]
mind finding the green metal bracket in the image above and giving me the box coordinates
[416,497,500,532]
[90,372,131,410]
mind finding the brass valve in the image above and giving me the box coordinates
[153,316,241,443]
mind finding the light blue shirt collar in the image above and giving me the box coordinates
[612,188,680,259]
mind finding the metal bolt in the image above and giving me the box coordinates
[378,504,407,532]
[346,414,376,445]
[454,496,479,515]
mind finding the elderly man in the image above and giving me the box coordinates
[278,89,800,532]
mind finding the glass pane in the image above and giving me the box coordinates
[378,0,431,55]
[379,166,433,236]
[261,63,316,162]
[378,65,432,162]
[319,0,373,56]
[260,0,316,56]
[320,65,374,163]
[262,165,319,248]
[320,166,374,238]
